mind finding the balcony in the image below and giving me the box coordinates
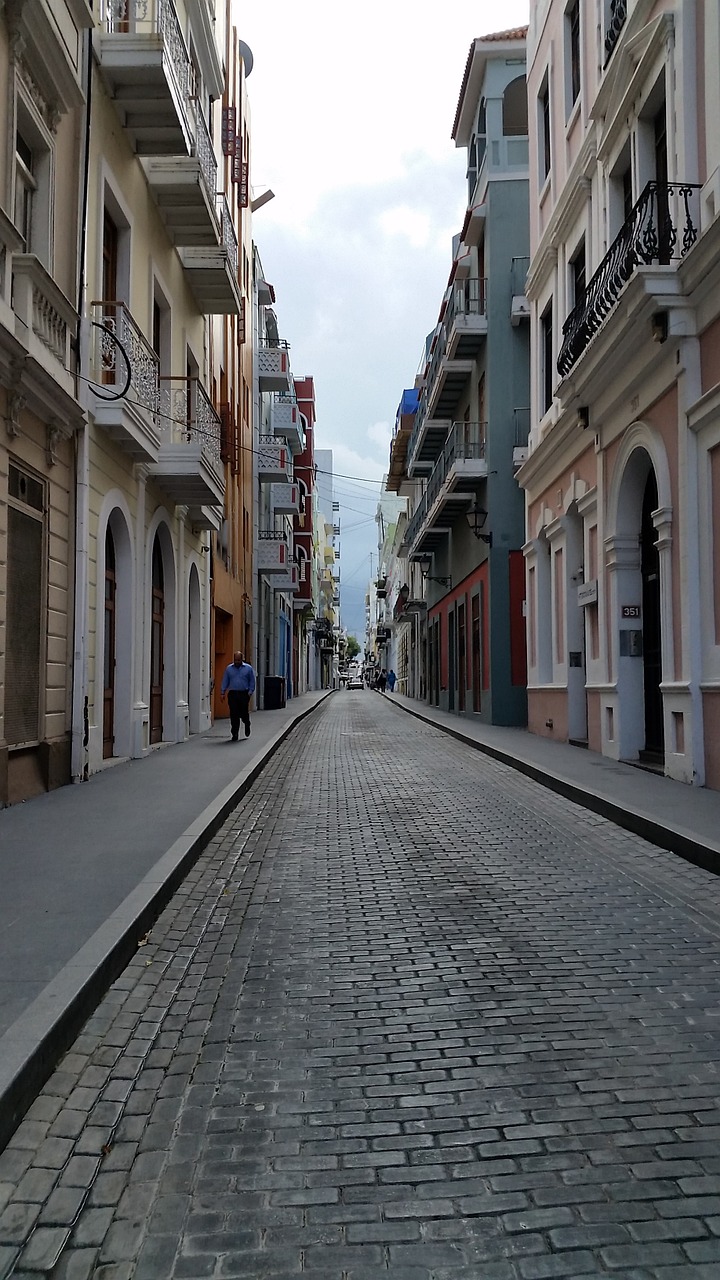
[511,257,530,325]
[12,255,77,409]
[272,564,300,593]
[557,181,701,377]
[178,197,242,313]
[258,435,291,482]
[141,103,219,246]
[270,392,304,453]
[387,389,418,492]
[270,481,300,515]
[445,277,487,359]
[403,422,487,556]
[257,531,290,574]
[90,300,160,460]
[258,340,291,392]
[151,375,225,511]
[98,0,193,156]
[513,407,530,470]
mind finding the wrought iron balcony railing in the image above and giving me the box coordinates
[158,375,222,464]
[405,421,486,549]
[557,181,701,378]
[104,0,192,102]
[192,101,218,205]
[218,195,238,277]
[604,0,627,65]
[91,300,160,415]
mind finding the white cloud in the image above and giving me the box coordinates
[366,420,392,451]
[377,207,432,249]
[235,0,531,633]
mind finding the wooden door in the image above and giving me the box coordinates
[103,528,116,759]
[150,537,164,744]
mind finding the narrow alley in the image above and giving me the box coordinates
[4,694,720,1279]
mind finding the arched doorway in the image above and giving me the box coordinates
[103,527,116,759]
[150,535,164,744]
[610,436,670,767]
[640,470,664,761]
[187,563,201,734]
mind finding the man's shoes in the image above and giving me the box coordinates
[245,724,251,737]
[231,734,238,741]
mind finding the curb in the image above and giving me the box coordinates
[383,694,720,877]
[0,693,333,1153]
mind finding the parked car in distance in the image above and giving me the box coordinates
[346,663,364,689]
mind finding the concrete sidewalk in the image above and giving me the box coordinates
[0,691,332,1149]
[383,690,720,875]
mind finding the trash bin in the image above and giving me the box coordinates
[264,675,286,710]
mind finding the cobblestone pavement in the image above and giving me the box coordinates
[5,696,720,1279]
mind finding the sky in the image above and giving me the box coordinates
[237,0,531,637]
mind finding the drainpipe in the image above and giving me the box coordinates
[71,27,93,782]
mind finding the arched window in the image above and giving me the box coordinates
[503,76,528,137]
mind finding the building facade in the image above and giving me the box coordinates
[388,28,530,724]
[520,0,720,786]
[0,0,91,804]
[253,252,302,708]
[77,0,237,777]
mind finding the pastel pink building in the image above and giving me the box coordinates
[520,0,720,787]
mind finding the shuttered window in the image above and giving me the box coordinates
[6,464,45,746]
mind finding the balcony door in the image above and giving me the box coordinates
[471,593,482,713]
[457,600,466,712]
[641,472,664,761]
[150,536,164,744]
[103,527,116,759]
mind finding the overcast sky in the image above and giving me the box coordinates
[238,0,530,637]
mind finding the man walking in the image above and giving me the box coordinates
[220,651,256,740]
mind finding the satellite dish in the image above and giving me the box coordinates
[239,41,254,76]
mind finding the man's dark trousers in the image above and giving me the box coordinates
[227,690,250,738]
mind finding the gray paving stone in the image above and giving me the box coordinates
[10,697,720,1277]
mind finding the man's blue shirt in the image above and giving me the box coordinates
[221,662,256,695]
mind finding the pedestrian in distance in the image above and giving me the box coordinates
[377,669,387,692]
[386,669,397,693]
[220,651,256,740]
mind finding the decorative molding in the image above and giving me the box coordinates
[17,57,61,133]
[46,418,63,466]
[5,389,25,438]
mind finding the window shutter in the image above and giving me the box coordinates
[219,402,232,464]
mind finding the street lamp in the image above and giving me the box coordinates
[416,555,451,587]
[466,503,493,546]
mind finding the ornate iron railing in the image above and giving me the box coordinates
[192,102,218,203]
[218,195,238,278]
[405,421,486,549]
[91,300,159,414]
[158,375,222,464]
[104,0,191,103]
[604,0,627,64]
[557,180,701,377]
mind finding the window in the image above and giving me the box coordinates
[541,300,554,412]
[539,78,551,182]
[14,130,35,248]
[570,240,586,309]
[13,100,53,266]
[567,1,581,111]
[503,77,528,137]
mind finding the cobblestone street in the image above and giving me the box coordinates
[5,694,720,1278]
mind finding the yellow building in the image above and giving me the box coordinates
[0,0,91,804]
[78,0,239,774]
